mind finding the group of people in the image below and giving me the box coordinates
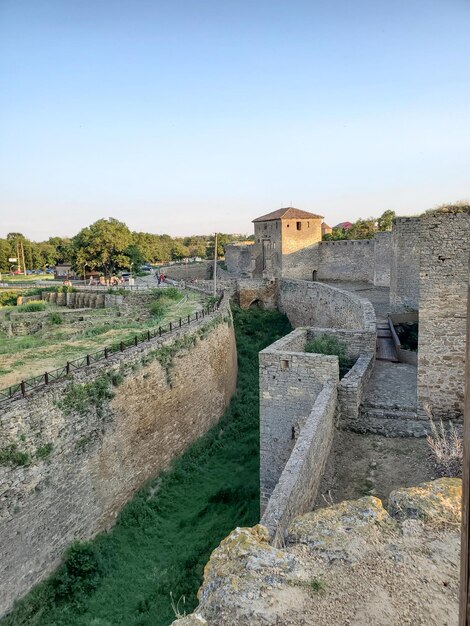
[88,276,124,287]
[156,271,166,285]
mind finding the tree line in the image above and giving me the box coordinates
[0,218,250,275]
[323,209,396,240]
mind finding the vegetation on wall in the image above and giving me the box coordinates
[305,334,354,378]
[1,306,291,626]
[323,209,396,241]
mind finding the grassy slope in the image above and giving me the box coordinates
[0,291,203,387]
[2,306,291,626]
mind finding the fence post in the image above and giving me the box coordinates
[45,372,49,385]
[66,362,70,375]
[120,341,124,352]
[159,326,162,337]
[179,317,182,327]
[86,354,90,366]
[134,335,138,346]
[147,330,151,341]
[169,321,172,331]
[196,312,198,320]
[21,381,25,397]
[104,347,108,359]
[188,314,190,324]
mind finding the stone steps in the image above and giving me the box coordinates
[360,404,418,421]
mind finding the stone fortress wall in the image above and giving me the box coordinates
[260,282,377,535]
[417,208,470,419]
[229,205,469,541]
[0,297,237,617]
[390,217,420,311]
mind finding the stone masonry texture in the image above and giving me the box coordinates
[417,210,470,419]
[390,217,420,312]
[0,303,237,616]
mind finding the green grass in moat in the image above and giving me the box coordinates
[1,306,291,626]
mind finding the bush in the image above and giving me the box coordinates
[162,287,181,300]
[305,334,354,376]
[149,299,165,320]
[36,443,53,459]
[0,444,30,467]
[0,292,19,307]
[17,301,46,313]
[48,313,63,325]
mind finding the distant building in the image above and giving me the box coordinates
[334,221,353,231]
[321,222,333,236]
[226,207,324,279]
[54,264,76,279]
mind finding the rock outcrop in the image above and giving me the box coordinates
[172,478,461,625]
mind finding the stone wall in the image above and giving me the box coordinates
[373,232,392,287]
[390,217,420,312]
[278,278,376,332]
[337,353,375,428]
[225,244,255,277]
[317,239,375,282]
[237,278,277,310]
[306,327,376,359]
[0,302,237,616]
[260,382,337,539]
[259,330,339,511]
[159,261,212,281]
[417,209,470,419]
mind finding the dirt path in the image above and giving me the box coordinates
[316,430,435,507]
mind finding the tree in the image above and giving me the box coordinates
[72,218,132,276]
[377,210,396,232]
[346,218,377,240]
[170,241,190,261]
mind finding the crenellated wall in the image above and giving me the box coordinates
[0,302,237,617]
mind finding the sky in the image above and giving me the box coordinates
[0,0,469,240]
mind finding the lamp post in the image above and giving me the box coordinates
[83,263,87,286]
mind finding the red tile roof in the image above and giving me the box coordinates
[253,207,324,222]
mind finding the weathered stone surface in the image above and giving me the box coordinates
[286,496,396,563]
[175,480,461,626]
[388,477,462,525]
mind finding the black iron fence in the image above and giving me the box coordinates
[0,291,224,404]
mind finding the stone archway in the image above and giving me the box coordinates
[312,270,318,281]
[249,298,264,309]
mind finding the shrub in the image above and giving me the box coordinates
[17,301,46,313]
[305,334,354,378]
[162,287,181,300]
[48,312,63,325]
[51,541,103,602]
[149,299,165,319]
[0,444,30,467]
[36,443,53,459]
[0,292,19,307]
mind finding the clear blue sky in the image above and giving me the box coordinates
[1,0,469,240]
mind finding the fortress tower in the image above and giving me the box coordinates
[251,207,323,278]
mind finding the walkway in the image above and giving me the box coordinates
[323,281,419,431]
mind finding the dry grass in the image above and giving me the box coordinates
[425,405,462,478]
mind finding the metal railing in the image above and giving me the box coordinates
[0,291,224,404]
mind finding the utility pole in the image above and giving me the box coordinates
[213,233,218,297]
[460,258,470,625]
[21,241,26,275]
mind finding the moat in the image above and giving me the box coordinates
[1,307,291,626]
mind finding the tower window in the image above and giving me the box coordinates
[296,222,302,230]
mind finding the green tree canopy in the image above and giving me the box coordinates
[72,218,132,276]
[377,210,396,231]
